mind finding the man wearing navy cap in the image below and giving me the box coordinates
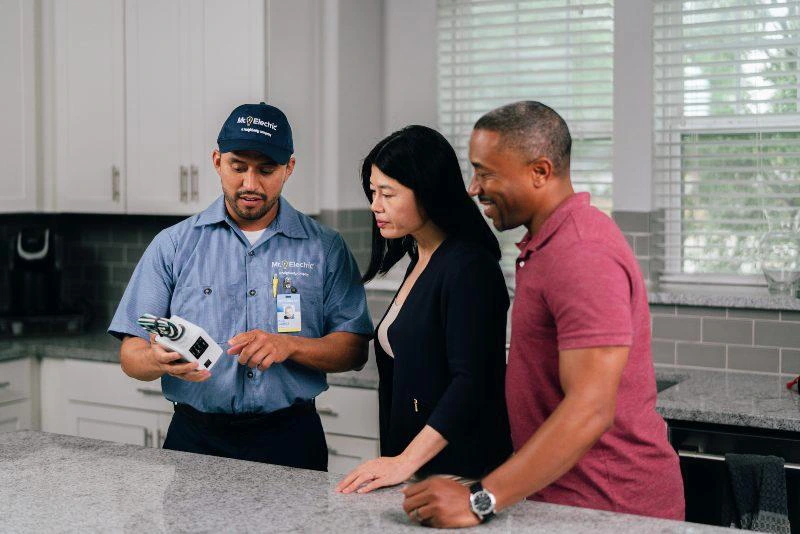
[108,102,373,470]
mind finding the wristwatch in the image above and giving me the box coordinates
[469,481,496,523]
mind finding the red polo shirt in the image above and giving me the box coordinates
[506,192,684,520]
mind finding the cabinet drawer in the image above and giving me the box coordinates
[316,385,378,439]
[0,358,32,403]
[326,433,379,475]
[64,359,173,413]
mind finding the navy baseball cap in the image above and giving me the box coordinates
[217,102,294,164]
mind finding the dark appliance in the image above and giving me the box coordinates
[1,228,86,337]
[668,420,800,532]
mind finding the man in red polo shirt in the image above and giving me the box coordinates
[401,101,684,528]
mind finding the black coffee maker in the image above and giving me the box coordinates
[8,228,64,315]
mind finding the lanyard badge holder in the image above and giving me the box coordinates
[274,275,302,333]
[138,313,223,371]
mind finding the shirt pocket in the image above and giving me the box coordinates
[282,279,324,338]
[171,283,245,343]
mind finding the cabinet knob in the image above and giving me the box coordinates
[0,381,10,389]
[180,166,189,202]
[136,388,162,396]
[190,165,199,202]
[111,166,121,202]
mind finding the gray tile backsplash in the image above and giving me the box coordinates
[0,208,374,331]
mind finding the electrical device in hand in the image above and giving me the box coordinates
[137,313,222,371]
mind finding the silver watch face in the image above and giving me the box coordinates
[470,490,495,515]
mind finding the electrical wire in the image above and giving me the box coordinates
[137,313,184,340]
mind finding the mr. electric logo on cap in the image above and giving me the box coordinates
[236,116,278,131]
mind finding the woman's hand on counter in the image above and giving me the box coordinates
[336,455,417,494]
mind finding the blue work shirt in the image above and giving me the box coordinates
[108,195,373,414]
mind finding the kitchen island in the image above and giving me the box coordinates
[1,431,733,533]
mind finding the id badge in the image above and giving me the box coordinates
[277,293,302,333]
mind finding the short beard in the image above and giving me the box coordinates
[225,190,278,221]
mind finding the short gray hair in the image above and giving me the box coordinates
[474,101,571,174]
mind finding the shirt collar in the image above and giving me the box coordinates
[194,195,309,239]
[516,192,591,257]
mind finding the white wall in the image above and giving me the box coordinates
[383,0,438,135]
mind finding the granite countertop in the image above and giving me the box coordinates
[0,331,380,389]
[0,431,733,533]
[655,366,800,432]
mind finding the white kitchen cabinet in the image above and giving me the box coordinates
[0,0,37,212]
[56,359,174,448]
[52,0,126,213]
[0,358,35,433]
[125,0,266,215]
[317,385,380,473]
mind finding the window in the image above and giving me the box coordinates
[653,0,800,282]
[437,0,614,288]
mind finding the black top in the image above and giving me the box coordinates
[375,238,512,479]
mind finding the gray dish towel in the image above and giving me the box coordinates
[721,453,791,533]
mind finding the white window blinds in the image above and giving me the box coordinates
[653,0,800,281]
[437,0,614,287]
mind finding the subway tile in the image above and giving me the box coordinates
[612,211,650,233]
[651,340,676,364]
[634,235,651,256]
[781,349,800,375]
[624,234,635,248]
[350,209,373,229]
[754,321,800,348]
[652,316,701,341]
[82,265,110,284]
[97,245,124,263]
[676,343,725,368]
[780,311,800,322]
[649,304,676,316]
[727,345,780,373]
[702,318,753,345]
[112,265,136,284]
[676,306,726,317]
[124,244,148,264]
[637,258,651,280]
[728,308,780,320]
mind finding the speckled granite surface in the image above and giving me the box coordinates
[0,332,380,389]
[649,285,800,311]
[0,431,733,533]
[655,366,800,432]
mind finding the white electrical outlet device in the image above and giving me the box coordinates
[138,314,223,371]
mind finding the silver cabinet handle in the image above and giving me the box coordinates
[144,428,153,447]
[0,382,10,389]
[190,165,199,202]
[112,166,121,202]
[327,447,360,460]
[157,429,166,448]
[677,450,800,471]
[317,405,339,417]
[180,166,189,202]
[136,388,162,396]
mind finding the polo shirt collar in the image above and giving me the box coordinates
[516,192,591,257]
[194,195,308,239]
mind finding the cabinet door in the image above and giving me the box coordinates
[0,0,36,213]
[67,402,160,447]
[193,0,267,210]
[325,433,379,475]
[0,400,32,433]
[53,0,125,213]
[157,413,174,448]
[125,0,196,215]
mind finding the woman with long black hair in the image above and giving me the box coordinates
[336,125,512,494]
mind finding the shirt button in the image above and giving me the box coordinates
[518,261,526,268]
[247,370,254,379]
[249,289,256,296]
[203,288,212,295]
[248,251,255,257]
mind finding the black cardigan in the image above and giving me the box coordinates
[375,238,512,479]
